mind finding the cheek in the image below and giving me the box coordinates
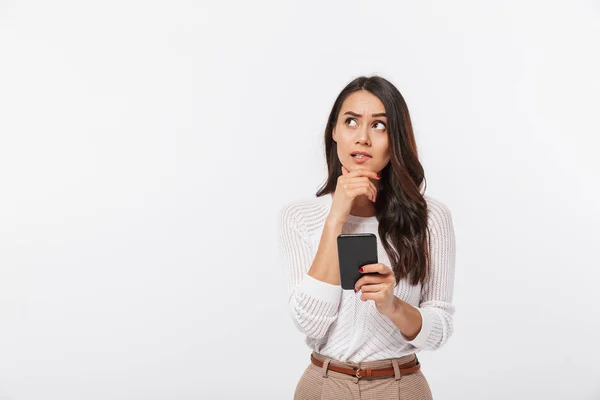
[335,132,351,151]
[382,152,391,165]
[374,140,391,164]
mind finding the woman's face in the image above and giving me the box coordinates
[332,90,391,174]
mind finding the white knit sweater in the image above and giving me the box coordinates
[278,193,456,363]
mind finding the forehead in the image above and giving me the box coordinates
[340,90,386,115]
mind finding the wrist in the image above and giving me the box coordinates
[387,297,407,319]
[325,215,345,228]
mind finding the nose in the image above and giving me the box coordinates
[355,125,371,145]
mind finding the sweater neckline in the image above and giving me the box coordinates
[325,193,378,224]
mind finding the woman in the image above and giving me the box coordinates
[278,75,456,399]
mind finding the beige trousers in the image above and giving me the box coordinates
[294,351,433,400]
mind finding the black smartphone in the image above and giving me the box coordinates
[337,233,378,290]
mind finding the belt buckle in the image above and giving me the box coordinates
[355,368,363,378]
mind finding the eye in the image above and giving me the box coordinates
[373,121,387,131]
[345,117,358,127]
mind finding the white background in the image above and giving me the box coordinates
[1,1,599,399]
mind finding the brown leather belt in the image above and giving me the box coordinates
[310,354,420,379]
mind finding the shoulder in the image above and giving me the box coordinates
[423,194,454,234]
[278,195,331,235]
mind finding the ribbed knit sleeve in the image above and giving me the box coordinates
[399,201,456,350]
[278,204,342,340]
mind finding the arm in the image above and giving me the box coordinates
[384,201,457,350]
[278,204,344,340]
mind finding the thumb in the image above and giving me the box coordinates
[341,165,349,175]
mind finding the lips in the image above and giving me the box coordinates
[351,151,372,157]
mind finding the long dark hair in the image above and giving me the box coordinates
[315,75,430,286]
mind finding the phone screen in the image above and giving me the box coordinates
[336,233,378,290]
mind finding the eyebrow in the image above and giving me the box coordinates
[343,111,387,118]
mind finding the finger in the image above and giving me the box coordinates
[348,186,376,203]
[368,180,377,198]
[359,283,387,293]
[355,274,386,292]
[347,167,380,180]
[341,176,372,184]
[340,177,370,187]
[360,291,386,303]
[344,182,375,202]
[360,291,384,302]
[359,263,391,275]
[369,180,377,202]
[343,176,377,199]
[342,182,373,202]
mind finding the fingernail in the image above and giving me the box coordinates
[358,267,364,272]
[376,174,381,179]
